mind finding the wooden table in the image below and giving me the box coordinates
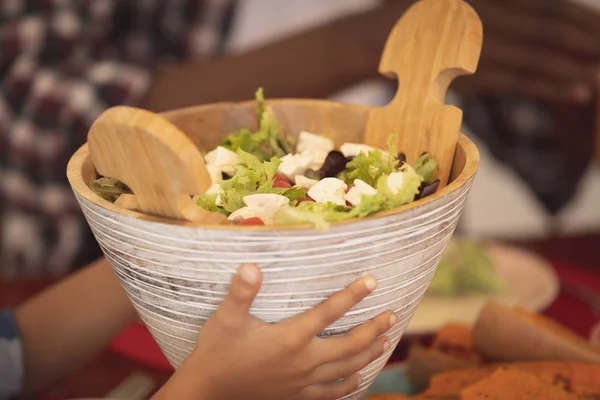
[2,233,599,400]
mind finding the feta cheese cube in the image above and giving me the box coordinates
[204,146,238,176]
[228,207,273,225]
[297,131,334,154]
[387,172,405,195]
[243,194,289,211]
[206,184,224,206]
[206,165,223,184]
[346,179,377,205]
[294,175,318,189]
[307,178,347,206]
[278,153,318,181]
[340,143,389,160]
[340,143,376,158]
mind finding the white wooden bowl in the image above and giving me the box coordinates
[67,99,479,399]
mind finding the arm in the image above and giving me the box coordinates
[15,257,137,394]
[143,1,414,112]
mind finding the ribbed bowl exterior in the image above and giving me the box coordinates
[73,172,473,399]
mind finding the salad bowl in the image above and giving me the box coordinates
[66,0,481,398]
[67,99,478,399]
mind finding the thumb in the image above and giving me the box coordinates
[217,263,262,324]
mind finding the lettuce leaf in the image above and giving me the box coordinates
[274,164,424,228]
[411,153,439,184]
[219,88,295,161]
[344,134,398,187]
[196,149,306,214]
[377,165,423,209]
[274,202,352,230]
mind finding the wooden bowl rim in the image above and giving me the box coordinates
[67,99,479,231]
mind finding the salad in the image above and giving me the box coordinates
[91,89,441,228]
[426,240,507,297]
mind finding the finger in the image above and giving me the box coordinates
[314,311,397,363]
[452,65,593,103]
[216,263,262,326]
[300,374,362,400]
[483,37,599,85]
[310,336,390,384]
[285,275,377,340]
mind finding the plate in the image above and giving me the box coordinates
[406,243,559,335]
[366,364,415,397]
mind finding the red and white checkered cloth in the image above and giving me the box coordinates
[0,0,236,277]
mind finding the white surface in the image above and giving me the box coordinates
[406,243,560,334]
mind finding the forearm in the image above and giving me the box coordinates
[15,257,137,394]
[144,3,412,112]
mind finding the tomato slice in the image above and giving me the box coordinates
[273,180,292,189]
[238,217,265,226]
[274,173,289,183]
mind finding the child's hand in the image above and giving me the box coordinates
[154,263,396,400]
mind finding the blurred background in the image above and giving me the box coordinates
[1,0,599,398]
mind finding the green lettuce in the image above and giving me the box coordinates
[274,202,352,230]
[274,164,424,229]
[89,177,131,202]
[219,88,295,161]
[427,240,507,297]
[411,153,439,183]
[344,135,398,187]
[196,149,306,214]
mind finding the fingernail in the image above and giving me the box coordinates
[364,276,377,291]
[383,340,391,352]
[389,312,398,327]
[357,374,363,386]
[239,264,259,284]
[571,84,592,102]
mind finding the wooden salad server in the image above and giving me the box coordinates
[88,106,226,223]
[364,0,483,187]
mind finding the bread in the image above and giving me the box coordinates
[431,324,481,363]
[473,301,600,363]
[422,361,600,398]
[459,367,579,400]
[406,344,479,391]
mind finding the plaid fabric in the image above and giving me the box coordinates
[0,0,236,277]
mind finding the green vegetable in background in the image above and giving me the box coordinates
[427,240,507,297]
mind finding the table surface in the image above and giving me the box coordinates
[2,233,599,400]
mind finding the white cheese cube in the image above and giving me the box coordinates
[228,207,273,225]
[206,184,224,206]
[206,165,223,184]
[297,131,334,154]
[243,194,289,212]
[340,143,389,160]
[340,143,376,158]
[278,153,313,181]
[346,179,377,205]
[294,175,318,189]
[387,172,405,195]
[307,178,347,206]
[204,146,238,176]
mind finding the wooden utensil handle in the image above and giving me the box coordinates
[88,106,225,223]
[365,0,483,187]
